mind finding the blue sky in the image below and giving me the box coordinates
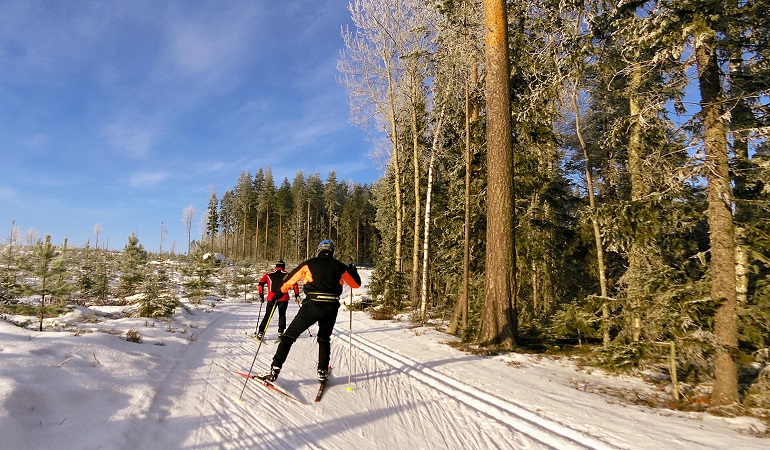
[0,0,381,254]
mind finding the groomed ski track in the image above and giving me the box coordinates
[121,294,765,450]
[119,296,623,450]
[338,330,613,450]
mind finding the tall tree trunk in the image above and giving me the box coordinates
[306,198,311,259]
[449,70,476,336]
[728,46,752,307]
[419,100,447,322]
[356,217,361,264]
[264,206,270,261]
[255,215,260,260]
[627,65,645,343]
[386,61,404,280]
[696,32,738,406]
[479,0,516,349]
[572,83,610,347]
[241,216,247,259]
[411,100,422,309]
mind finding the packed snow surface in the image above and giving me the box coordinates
[1,269,767,449]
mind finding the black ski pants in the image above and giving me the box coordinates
[258,300,288,335]
[271,300,340,372]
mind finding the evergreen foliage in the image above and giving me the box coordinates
[139,265,177,318]
[118,233,147,298]
[18,235,70,331]
[233,263,257,302]
[181,243,218,305]
[2,0,757,408]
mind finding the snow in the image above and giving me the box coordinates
[1,269,767,449]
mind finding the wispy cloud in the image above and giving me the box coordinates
[128,170,170,188]
[0,187,17,201]
[24,133,48,148]
[151,5,264,92]
[101,119,158,159]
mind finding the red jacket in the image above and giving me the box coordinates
[258,268,299,301]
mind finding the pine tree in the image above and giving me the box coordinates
[233,264,257,302]
[276,177,293,259]
[206,190,219,251]
[290,171,307,260]
[118,233,147,298]
[182,243,218,305]
[234,172,255,259]
[220,190,236,257]
[139,265,177,317]
[19,235,69,331]
[76,242,97,302]
[0,223,22,301]
[479,0,516,349]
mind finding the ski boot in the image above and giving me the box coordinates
[255,332,264,341]
[258,366,281,382]
[317,368,329,383]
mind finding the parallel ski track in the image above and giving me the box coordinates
[335,329,617,450]
[218,334,325,450]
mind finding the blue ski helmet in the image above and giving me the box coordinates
[317,239,335,255]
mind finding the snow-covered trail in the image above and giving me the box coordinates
[115,294,768,450]
[3,270,767,449]
[125,300,584,450]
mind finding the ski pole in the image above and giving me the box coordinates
[347,285,353,391]
[239,301,278,401]
[253,300,264,335]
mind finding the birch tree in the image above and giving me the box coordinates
[340,0,406,287]
[183,204,196,255]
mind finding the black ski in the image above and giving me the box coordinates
[314,366,333,402]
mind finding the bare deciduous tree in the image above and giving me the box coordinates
[339,0,406,297]
[183,205,197,255]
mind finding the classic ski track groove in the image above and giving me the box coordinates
[217,337,324,450]
[333,327,616,450]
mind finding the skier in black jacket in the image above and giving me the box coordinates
[260,239,360,383]
[254,260,300,341]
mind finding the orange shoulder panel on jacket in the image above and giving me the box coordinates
[281,265,312,293]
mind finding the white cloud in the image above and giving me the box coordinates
[129,170,169,187]
[101,120,157,159]
[25,133,47,148]
[154,5,264,90]
[0,187,17,201]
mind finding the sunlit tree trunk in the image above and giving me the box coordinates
[627,65,645,343]
[696,31,738,406]
[479,0,516,349]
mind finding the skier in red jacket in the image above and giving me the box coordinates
[254,260,300,341]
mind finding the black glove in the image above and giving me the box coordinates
[259,294,265,303]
